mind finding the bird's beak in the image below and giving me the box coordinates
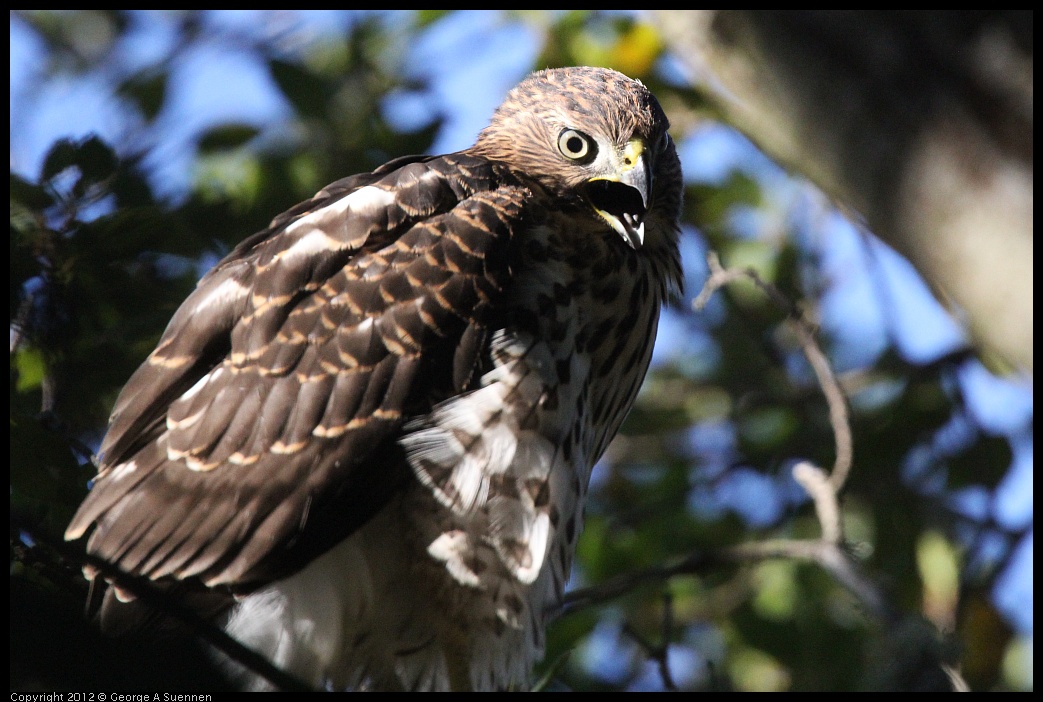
[584,139,651,249]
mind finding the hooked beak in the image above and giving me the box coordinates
[583,139,651,249]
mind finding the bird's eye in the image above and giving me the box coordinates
[557,129,597,162]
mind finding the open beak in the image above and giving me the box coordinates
[583,139,651,249]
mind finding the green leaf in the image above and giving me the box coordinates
[74,135,119,186]
[414,10,452,27]
[40,135,118,194]
[12,347,47,393]
[197,124,261,153]
[120,69,168,122]
[40,139,79,181]
[269,58,333,120]
[10,173,55,210]
[947,433,1013,489]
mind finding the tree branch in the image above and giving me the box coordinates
[621,592,678,691]
[694,251,853,489]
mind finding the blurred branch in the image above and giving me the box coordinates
[622,592,678,691]
[944,664,972,692]
[693,251,853,490]
[791,461,840,543]
[724,533,891,622]
[557,475,892,624]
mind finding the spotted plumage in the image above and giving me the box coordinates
[66,66,683,691]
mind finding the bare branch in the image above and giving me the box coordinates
[943,664,972,693]
[556,534,891,626]
[722,539,891,622]
[693,251,853,489]
[791,461,841,544]
[619,592,678,692]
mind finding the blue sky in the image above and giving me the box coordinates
[10,7,1032,657]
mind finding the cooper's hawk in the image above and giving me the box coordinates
[65,66,683,691]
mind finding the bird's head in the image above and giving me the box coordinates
[472,66,681,250]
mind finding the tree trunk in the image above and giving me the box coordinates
[653,10,1032,371]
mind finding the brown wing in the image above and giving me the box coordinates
[66,153,531,591]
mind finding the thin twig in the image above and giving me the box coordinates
[693,251,853,489]
[658,591,678,691]
[556,534,891,625]
[794,324,853,491]
[556,562,682,617]
[942,664,971,692]
[620,591,678,691]
[721,538,891,622]
[791,461,842,544]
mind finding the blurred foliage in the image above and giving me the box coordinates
[10,10,1031,692]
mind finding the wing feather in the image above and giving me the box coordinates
[67,154,529,590]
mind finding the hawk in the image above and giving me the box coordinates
[65,66,683,691]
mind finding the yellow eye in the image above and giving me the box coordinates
[557,129,596,162]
